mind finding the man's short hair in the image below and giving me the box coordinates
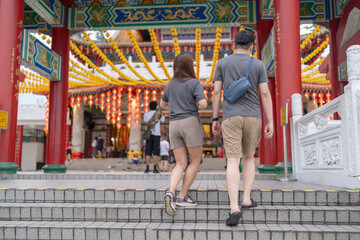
[235,30,255,50]
[149,101,157,110]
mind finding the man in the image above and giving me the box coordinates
[212,30,274,226]
[97,135,104,159]
[143,101,165,173]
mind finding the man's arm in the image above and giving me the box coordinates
[212,81,223,134]
[160,99,170,110]
[259,82,274,139]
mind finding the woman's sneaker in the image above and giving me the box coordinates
[175,195,197,207]
[164,190,176,216]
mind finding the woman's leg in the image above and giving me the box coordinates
[169,146,188,193]
[179,145,202,198]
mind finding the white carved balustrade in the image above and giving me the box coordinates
[291,45,360,189]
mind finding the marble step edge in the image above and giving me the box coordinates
[0,173,278,181]
[1,188,359,206]
[0,203,359,225]
[1,221,360,240]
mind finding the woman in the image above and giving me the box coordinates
[160,54,208,216]
[65,142,72,164]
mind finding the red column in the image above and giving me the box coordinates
[155,29,161,42]
[15,125,23,169]
[231,27,238,40]
[43,26,70,173]
[274,0,302,172]
[256,4,277,173]
[0,0,24,173]
[329,18,347,98]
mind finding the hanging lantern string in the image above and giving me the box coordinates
[195,28,201,80]
[171,28,181,56]
[70,40,135,86]
[82,32,145,85]
[104,31,158,84]
[127,30,167,83]
[207,27,222,82]
[148,29,171,81]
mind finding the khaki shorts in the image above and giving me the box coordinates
[169,116,204,149]
[222,116,262,159]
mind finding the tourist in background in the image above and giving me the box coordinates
[212,30,274,226]
[160,53,207,216]
[97,135,104,158]
[132,153,140,170]
[160,136,170,172]
[65,141,72,164]
[143,101,165,173]
[91,137,97,159]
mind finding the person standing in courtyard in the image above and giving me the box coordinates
[212,30,274,226]
[161,53,207,216]
[97,135,104,159]
[91,137,97,159]
[160,136,170,172]
[143,101,165,173]
[65,141,72,164]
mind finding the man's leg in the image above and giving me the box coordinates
[227,157,241,213]
[179,146,202,198]
[153,155,159,173]
[241,155,255,205]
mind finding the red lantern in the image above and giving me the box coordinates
[89,95,94,100]
[100,92,106,98]
[117,116,122,122]
[70,97,75,103]
[135,119,140,124]
[111,118,116,125]
[311,92,317,99]
[106,115,111,121]
[82,95,88,102]
[116,123,122,129]
[89,100,94,108]
[304,92,310,98]
[127,123,132,128]
[100,105,105,111]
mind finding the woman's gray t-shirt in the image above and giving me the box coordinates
[161,77,206,121]
[213,53,269,120]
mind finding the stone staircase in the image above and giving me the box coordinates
[0,174,359,239]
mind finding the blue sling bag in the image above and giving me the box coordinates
[223,57,254,104]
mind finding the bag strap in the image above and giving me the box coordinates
[245,57,254,78]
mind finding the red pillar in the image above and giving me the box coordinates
[274,0,302,173]
[0,0,24,173]
[155,29,161,42]
[231,27,238,40]
[15,125,23,170]
[329,18,347,98]
[256,4,277,173]
[43,26,70,173]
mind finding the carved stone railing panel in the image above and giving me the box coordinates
[291,45,360,189]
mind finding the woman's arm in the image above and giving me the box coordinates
[160,99,170,110]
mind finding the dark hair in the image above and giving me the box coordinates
[173,53,196,81]
[234,30,255,50]
[149,101,157,110]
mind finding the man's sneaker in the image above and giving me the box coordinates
[164,190,176,216]
[153,168,159,173]
[144,168,149,173]
[175,195,197,207]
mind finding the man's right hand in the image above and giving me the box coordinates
[212,121,221,135]
[264,122,274,139]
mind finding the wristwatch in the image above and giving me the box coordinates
[211,117,219,122]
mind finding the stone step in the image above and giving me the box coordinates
[1,221,359,240]
[0,203,359,225]
[1,188,359,206]
[0,172,277,181]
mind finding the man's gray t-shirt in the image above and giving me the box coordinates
[161,77,206,121]
[213,53,268,120]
